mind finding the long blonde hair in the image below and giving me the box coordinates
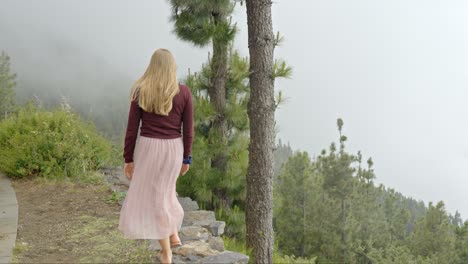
[130,48,180,116]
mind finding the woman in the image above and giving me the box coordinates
[118,48,194,264]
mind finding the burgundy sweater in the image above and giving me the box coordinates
[123,84,194,163]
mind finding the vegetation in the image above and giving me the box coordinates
[176,50,250,240]
[2,10,467,262]
[169,0,238,201]
[0,51,17,119]
[0,102,112,179]
[69,215,154,263]
[273,118,468,263]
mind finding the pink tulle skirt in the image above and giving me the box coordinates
[118,136,185,240]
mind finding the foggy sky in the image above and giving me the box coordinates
[1,0,467,219]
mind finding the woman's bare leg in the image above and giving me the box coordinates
[158,237,172,263]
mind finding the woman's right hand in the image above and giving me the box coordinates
[124,162,134,180]
[180,164,190,176]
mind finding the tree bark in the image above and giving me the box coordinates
[245,0,276,263]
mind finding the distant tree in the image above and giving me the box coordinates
[273,138,294,182]
[409,201,458,262]
[382,188,411,243]
[0,51,16,118]
[455,221,468,264]
[449,211,464,227]
[316,118,356,262]
[272,118,465,263]
[273,151,312,257]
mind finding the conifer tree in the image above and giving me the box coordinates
[169,0,236,182]
[273,151,312,257]
[317,118,356,262]
[0,51,16,119]
[455,221,468,264]
[273,138,294,182]
[409,201,458,262]
[176,50,250,238]
[245,1,292,262]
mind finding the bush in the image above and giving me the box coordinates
[0,102,112,179]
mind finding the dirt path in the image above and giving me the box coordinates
[10,177,155,263]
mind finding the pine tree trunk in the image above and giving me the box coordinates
[245,0,276,263]
[208,14,229,208]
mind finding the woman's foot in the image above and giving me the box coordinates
[170,233,182,247]
[157,249,172,264]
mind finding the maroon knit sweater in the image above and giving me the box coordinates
[123,84,194,163]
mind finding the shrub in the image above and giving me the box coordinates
[0,102,112,179]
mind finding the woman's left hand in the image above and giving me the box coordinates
[124,162,134,180]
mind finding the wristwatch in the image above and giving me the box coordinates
[183,155,192,164]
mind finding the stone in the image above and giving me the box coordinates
[179,226,210,241]
[172,254,187,264]
[100,167,129,187]
[183,210,217,227]
[148,239,161,251]
[208,221,225,236]
[208,236,224,252]
[178,197,199,212]
[172,240,221,257]
[198,250,249,264]
[186,253,200,262]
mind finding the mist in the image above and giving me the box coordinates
[1,0,467,219]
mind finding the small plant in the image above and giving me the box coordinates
[105,190,127,204]
[11,241,30,264]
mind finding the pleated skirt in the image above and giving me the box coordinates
[118,135,185,240]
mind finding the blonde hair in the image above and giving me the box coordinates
[130,48,180,116]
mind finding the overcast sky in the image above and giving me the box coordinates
[1,0,467,219]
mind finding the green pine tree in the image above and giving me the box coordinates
[273,150,313,257]
[455,221,468,264]
[176,50,250,239]
[169,0,237,186]
[316,118,356,262]
[273,138,294,182]
[409,201,458,262]
[0,51,16,119]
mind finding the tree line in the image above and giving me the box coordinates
[273,119,468,263]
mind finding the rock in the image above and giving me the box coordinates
[208,236,224,252]
[183,210,217,227]
[186,254,200,263]
[178,197,200,212]
[148,239,161,251]
[110,184,128,193]
[179,226,210,241]
[100,167,129,187]
[198,250,249,264]
[208,221,225,236]
[173,240,221,257]
[172,254,188,264]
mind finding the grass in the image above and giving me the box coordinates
[69,215,154,263]
[105,190,127,204]
[11,241,29,264]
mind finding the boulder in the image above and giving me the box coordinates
[183,210,217,227]
[198,250,249,264]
